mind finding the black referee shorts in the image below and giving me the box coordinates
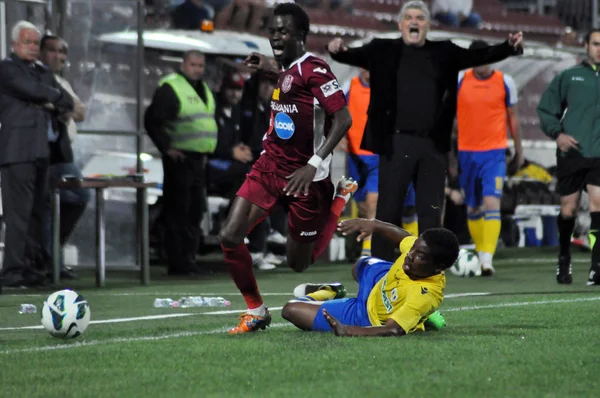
[555,156,600,196]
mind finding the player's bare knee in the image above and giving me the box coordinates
[218,222,244,248]
[560,204,577,218]
[281,302,296,321]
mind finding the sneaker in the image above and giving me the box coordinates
[586,268,599,286]
[250,252,276,271]
[336,176,358,198]
[424,310,446,330]
[266,231,287,245]
[264,252,285,266]
[293,283,347,299]
[228,309,272,335]
[557,255,573,285]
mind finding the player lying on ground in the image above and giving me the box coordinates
[281,219,459,337]
[219,3,356,334]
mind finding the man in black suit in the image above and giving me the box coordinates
[326,0,524,261]
[0,21,74,288]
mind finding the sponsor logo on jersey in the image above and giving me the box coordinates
[271,102,299,113]
[272,88,280,100]
[320,79,341,98]
[381,279,393,313]
[313,67,327,74]
[282,74,294,93]
[300,231,317,237]
[274,112,295,139]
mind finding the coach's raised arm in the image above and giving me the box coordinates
[324,0,523,262]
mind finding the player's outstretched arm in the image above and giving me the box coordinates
[323,309,406,337]
[451,32,524,72]
[338,218,411,247]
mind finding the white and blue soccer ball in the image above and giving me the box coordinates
[449,249,482,277]
[41,289,91,339]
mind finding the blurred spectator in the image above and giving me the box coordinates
[40,35,90,281]
[208,72,281,269]
[432,0,482,28]
[209,72,253,200]
[171,0,214,29]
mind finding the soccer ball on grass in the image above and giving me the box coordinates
[449,249,482,277]
[41,289,91,339]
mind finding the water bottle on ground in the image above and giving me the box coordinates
[18,304,37,314]
[179,297,231,308]
[153,298,180,308]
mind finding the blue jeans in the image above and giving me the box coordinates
[435,11,482,28]
[44,162,91,267]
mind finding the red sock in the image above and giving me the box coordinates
[222,243,263,309]
[312,196,346,261]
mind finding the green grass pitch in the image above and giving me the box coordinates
[0,247,598,398]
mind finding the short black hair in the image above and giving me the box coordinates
[183,50,204,62]
[273,2,310,43]
[40,34,61,51]
[585,29,600,44]
[469,39,489,50]
[421,228,460,270]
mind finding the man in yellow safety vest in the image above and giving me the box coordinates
[144,50,218,275]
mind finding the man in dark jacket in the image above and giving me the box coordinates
[327,0,524,261]
[0,21,74,288]
[537,28,600,286]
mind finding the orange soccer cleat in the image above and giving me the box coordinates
[228,309,272,335]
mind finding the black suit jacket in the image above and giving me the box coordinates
[329,38,520,154]
[39,69,75,165]
[0,54,74,166]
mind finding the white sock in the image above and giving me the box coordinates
[247,304,266,316]
[478,251,493,267]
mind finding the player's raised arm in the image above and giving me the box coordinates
[338,218,411,246]
[244,52,279,81]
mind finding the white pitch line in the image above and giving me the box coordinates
[443,296,600,312]
[0,323,291,355]
[0,293,489,331]
[1,296,599,355]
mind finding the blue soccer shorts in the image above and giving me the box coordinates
[458,149,507,209]
[311,256,392,332]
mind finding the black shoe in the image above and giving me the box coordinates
[557,255,573,284]
[1,271,27,288]
[586,266,600,286]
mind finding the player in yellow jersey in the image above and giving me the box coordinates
[281,218,459,336]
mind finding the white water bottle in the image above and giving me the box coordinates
[153,298,180,308]
[179,296,231,308]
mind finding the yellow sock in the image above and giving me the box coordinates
[361,237,372,256]
[481,211,502,255]
[467,213,484,252]
[305,287,337,302]
[402,220,419,237]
